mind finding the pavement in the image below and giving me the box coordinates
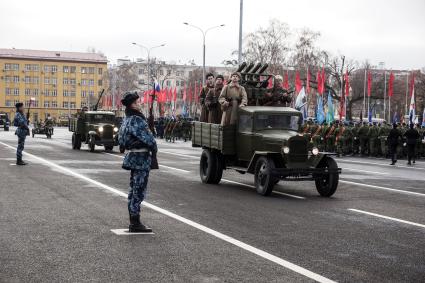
[0,127,424,283]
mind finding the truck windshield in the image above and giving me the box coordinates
[255,114,300,131]
[87,114,114,123]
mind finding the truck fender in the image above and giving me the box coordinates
[247,151,283,174]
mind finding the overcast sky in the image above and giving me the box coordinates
[1,0,424,70]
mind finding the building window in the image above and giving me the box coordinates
[44,77,50,84]
[51,90,57,97]
[5,63,19,71]
[89,79,94,86]
[33,89,39,96]
[98,79,102,86]
[81,102,87,107]
[139,68,145,75]
[13,76,19,83]
[4,76,11,83]
[167,69,171,75]
[69,79,76,85]
[81,67,87,74]
[81,79,87,85]
[51,101,57,108]
[6,100,13,107]
[88,90,94,97]
[51,77,57,85]
[51,65,57,72]
[44,90,49,96]
[63,66,69,73]
[24,76,31,83]
[70,66,76,73]
[63,78,69,85]
[70,102,76,109]
[81,90,87,97]
[159,70,164,75]
[44,101,50,108]
[25,64,39,72]
[88,67,95,74]
[25,89,31,96]
[98,68,103,75]
[13,88,19,95]
[33,100,39,107]
[63,102,69,108]
[70,91,76,97]
[138,79,145,85]
[63,90,69,97]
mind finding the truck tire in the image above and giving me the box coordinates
[104,145,113,151]
[315,156,339,197]
[211,152,224,184]
[254,156,276,196]
[89,135,95,152]
[72,133,81,150]
[32,130,35,138]
[200,149,218,184]
[119,145,125,153]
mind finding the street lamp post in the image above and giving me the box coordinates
[183,22,225,85]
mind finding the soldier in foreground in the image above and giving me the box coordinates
[219,72,248,126]
[205,74,224,124]
[119,92,157,233]
[199,73,215,122]
[387,123,402,165]
[13,102,29,165]
[404,123,420,165]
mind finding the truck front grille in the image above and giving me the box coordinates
[288,136,308,162]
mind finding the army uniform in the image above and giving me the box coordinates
[368,124,380,157]
[205,86,223,124]
[218,74,248,126]
[378,123,391,157]
[325,123,337,152]
[358,123,370,156]
[351,124,361,155]
[119,92,157,233]
[311,124,324,150]
[336,124,353,156]
[13,107,29,165]
[199,85,213,122]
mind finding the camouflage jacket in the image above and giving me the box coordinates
[13,111,29,137]
[119,109,157,170]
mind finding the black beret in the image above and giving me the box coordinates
[15,102,23,108]
[121,91,139,107]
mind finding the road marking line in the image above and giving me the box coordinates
[340,180,425,197]
[159,150,199,159]
[341,167,389,175]
[111,229,154,235]
[103,152,190,173]
[339,159,425,171]
[0,140,335,283]
[221,179,306,200]
[348,209,425,229]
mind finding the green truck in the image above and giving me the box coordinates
[192,106,341,197]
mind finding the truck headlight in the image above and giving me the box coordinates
[114,127,118,132]
[283,146,290,154]
[312,147,319,155]
[98,126,104,133]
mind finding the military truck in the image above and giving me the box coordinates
[0,113,10,131]
[68,90,119,152]
[192,106,341,197]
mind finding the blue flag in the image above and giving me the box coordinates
[326,91,334,124]
[422,108,425,127]
[316,94,325,124]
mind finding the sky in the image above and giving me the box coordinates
[0,0,424,70]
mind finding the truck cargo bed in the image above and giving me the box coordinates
[192,122,235,155]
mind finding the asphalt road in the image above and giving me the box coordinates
[1,127,424,283]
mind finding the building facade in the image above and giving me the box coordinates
[0,48,107,122]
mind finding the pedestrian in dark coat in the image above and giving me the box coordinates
[199,73,215,122]
[205,75,224,124]
[119,91,157,233]
[387,123,402,165]
[403,123,420,165]
[13,103,29,165]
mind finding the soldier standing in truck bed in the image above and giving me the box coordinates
[219,72,248,126]
[205,75,224,124]
[263,75,291,107]
[199,73,215,122]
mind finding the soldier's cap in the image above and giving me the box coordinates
[230,72,242,79]
[121,91,139,107]
[206,72,215,79]
[216,74,224,80]
[15,102,23,108]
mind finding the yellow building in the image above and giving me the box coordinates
[0,48,107,123]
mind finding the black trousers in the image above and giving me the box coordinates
[407,144,416,163]
[389,144,397,163]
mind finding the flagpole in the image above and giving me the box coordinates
[363,69,366,119]
[383,70,387,122]
[405,73,408,117]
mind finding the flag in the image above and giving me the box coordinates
[367,71,372,97]
[344,71,350,97]
[154,81,161,93]
[173,87,177,102]
[321,68,326,94]
[306,70,310,94]
[388,72,394,97]
[409,73,415,97]
[283,71,289,89]
[295,71,302,93]
[409,84,416,125]
[368,108,372,123]
[295,87,307,120]
[316,71,322,95]
[316,94,325,124]
[267,76,273,89]
[326,91,334,124]
[182,83,187,101]
[422,108,425,127]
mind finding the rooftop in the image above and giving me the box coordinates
[0,48,108,63]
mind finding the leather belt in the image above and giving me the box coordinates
[128,148,149,153]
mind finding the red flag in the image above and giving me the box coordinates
[321,68,326,94]
[267,76,273,89]
[173,87,177,102]
[295,71,302,93]
[367,71,372,97]
[283,71,289,89]
[316,71,322,95]
[182,83,187,101]
[388,72,394,97]
[306,70,310,94]
[344,71,350,97]
[409,73,415,97]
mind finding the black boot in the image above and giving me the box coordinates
[129,214,152,233]
[16,158,27,165]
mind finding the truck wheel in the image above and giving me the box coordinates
[211,153,224,184]
[4,126,9,131]
[89,135,95,152]
[104,145,113,151]
[119,145,125,153]
[200,149,218,184]
[32,130,35,138]
[254,156,276,196]
[315,157,339,197]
